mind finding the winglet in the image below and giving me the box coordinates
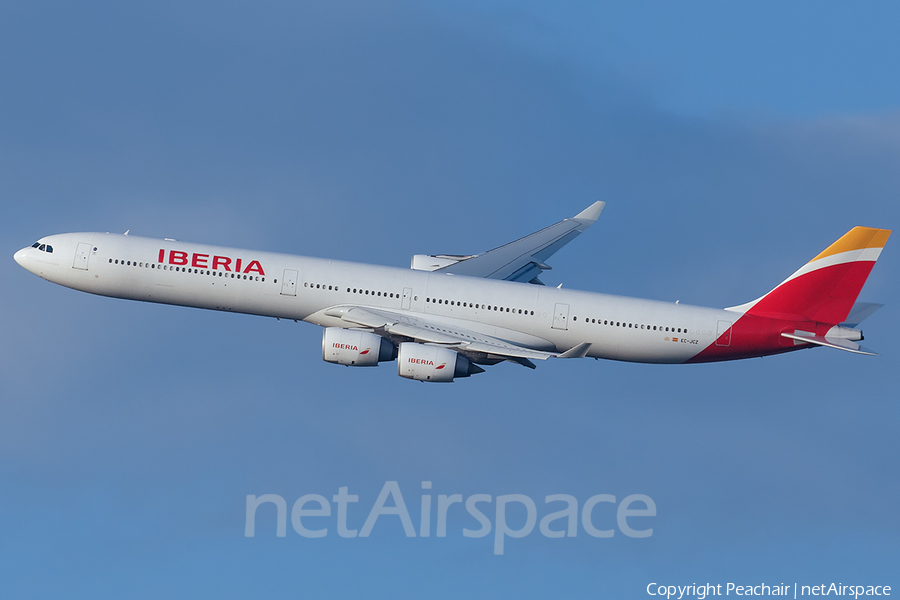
[574,201,605,224]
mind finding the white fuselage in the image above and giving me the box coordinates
[15,232,740,364]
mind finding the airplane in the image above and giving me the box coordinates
[13,203,891,382]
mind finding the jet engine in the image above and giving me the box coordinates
[397,342,484,382]
[322,328,396,366]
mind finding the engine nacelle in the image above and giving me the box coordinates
[397,342,483,382]
[322,328,396,366]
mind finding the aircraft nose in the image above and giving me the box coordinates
[14,247,28,267]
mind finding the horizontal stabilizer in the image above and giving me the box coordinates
[781,332,877,356]
[841,302,883,327]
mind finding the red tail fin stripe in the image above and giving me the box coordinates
[744,260,876,323]
[777,247,882,287]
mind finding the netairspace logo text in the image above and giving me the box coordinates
[245,480,656,555]
[647,583,892,599]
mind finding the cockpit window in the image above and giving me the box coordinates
[39,244,46,251]
[46,245,53,253]
[32,242,40,248]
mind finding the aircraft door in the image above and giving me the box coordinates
[401,287,412,310]
[716,320,732,346]
[281,269,298,296]
[552,303,570,330]
[73,243,92,270]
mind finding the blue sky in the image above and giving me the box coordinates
[1,1,898,598]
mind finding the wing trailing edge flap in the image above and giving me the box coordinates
[411,201,605,284]
[780,332,877,356]
[324,306,590,367]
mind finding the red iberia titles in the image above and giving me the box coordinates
[158,249,265,276]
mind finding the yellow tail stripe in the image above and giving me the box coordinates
[811,227,892,262]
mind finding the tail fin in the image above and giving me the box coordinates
[727,227,891,324]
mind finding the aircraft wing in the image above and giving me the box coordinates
[410,201,604,285]
[323,305,591,368]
